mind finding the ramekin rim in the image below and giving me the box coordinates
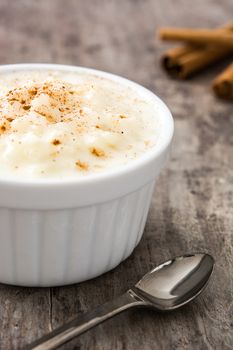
[0,63,174,187]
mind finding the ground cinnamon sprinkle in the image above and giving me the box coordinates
[29,88,38,96]
[0,119,10,134]
[90,147,105,157]
[34,110,55,123]
[94,124,111,132]
[52,139,61,146]
[75,160,89,170]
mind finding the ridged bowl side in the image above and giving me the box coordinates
[0,181,155,287]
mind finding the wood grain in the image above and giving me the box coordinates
[0,0,233,349]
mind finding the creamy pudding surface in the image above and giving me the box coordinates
[0,68,161,179]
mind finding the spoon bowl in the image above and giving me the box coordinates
[133,253,214,310]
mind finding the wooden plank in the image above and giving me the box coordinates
[0,285,51,349]
[0,0,232,349]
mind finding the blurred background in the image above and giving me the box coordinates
[1,0,232,88]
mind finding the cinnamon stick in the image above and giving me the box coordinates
[162,46,233,79]
[161,24,233,78]
[212,62,233,100]
[162,45,198,69]
[159,28,233,48]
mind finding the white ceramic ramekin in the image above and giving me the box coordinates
[0,64,174,287]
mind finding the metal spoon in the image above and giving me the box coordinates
[25,253,214,350]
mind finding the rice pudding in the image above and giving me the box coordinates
[0,69,161,179]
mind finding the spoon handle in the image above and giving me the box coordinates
[25,290,145,350]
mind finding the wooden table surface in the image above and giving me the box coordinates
[0,0,233,349]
